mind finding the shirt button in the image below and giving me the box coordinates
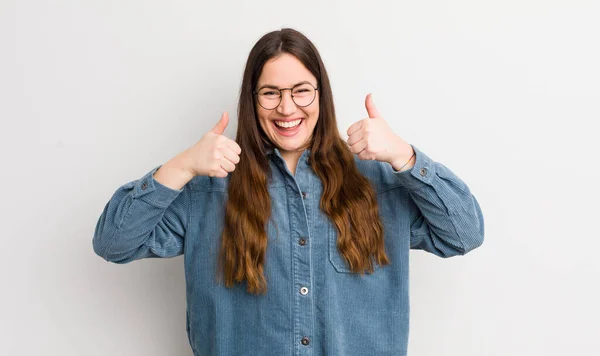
[301,191,307,199]
[301,337,310,346]
[141,182,148,190]
[420,168,428,177]
[299,238,306,246]
[300,287,309,295]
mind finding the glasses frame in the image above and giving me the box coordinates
[253,82,319,110]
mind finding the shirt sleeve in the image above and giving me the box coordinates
[394,145,485,257]
[92,166,190,263]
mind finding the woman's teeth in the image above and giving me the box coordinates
[275,119,301,128]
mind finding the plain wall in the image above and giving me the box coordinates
[1,0,599,355]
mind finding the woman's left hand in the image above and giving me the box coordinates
[346,94,415,171]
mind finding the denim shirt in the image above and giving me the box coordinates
[93,145,484,356]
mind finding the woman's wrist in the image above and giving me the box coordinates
[397,154,416,172]
[153,154,196,190]
[391,146,416,172]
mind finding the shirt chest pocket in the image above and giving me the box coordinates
[328,223,382,274]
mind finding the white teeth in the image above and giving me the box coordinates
[274,119,301,128]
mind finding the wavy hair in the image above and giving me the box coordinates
[219,28,389,294]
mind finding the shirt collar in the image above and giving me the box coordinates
[266,147,312,166]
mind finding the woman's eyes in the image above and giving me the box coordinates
[260,87,311,95]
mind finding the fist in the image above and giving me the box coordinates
[346,94,413,167]
[184,112,242,178]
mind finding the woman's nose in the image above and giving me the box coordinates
[276,90,297,116]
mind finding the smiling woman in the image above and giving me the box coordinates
[93,28,485,356]
[223,29,390,296]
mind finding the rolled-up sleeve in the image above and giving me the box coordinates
[93,166,189,263]
[394,145,485,257]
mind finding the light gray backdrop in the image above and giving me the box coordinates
[1,0,599,355]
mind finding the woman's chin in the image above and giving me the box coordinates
[273,138,308,155]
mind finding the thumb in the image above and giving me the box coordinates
[365,93,381,119]
[211,112,229,134]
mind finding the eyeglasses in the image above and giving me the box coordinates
[254,82,319,110]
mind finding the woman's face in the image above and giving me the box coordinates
[256,53,319,155]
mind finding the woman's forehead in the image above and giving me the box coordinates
[257,53,317,87]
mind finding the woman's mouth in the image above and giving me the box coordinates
[273,119,303,136]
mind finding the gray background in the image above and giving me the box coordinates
[1,0,599,355]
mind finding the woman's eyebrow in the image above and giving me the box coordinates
[257,81,313,90]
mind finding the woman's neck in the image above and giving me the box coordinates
[280,150,303,176]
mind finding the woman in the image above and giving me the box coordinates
[93,28,484,356]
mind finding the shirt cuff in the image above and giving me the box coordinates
[130,166,184,208]
[393,145,437,190]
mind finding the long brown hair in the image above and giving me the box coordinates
[219,28,389,294]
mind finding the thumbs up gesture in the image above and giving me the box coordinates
[183,112,242,178]
[346,94,415,171]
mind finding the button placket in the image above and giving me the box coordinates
[290,164,314,353]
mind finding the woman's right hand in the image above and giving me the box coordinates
[183,112,242,178]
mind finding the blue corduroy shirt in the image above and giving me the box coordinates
[93,145,484,356]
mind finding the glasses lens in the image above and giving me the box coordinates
[257,88,281,110]
[292,84,316,107]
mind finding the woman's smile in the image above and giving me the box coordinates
[272,118,304,136]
